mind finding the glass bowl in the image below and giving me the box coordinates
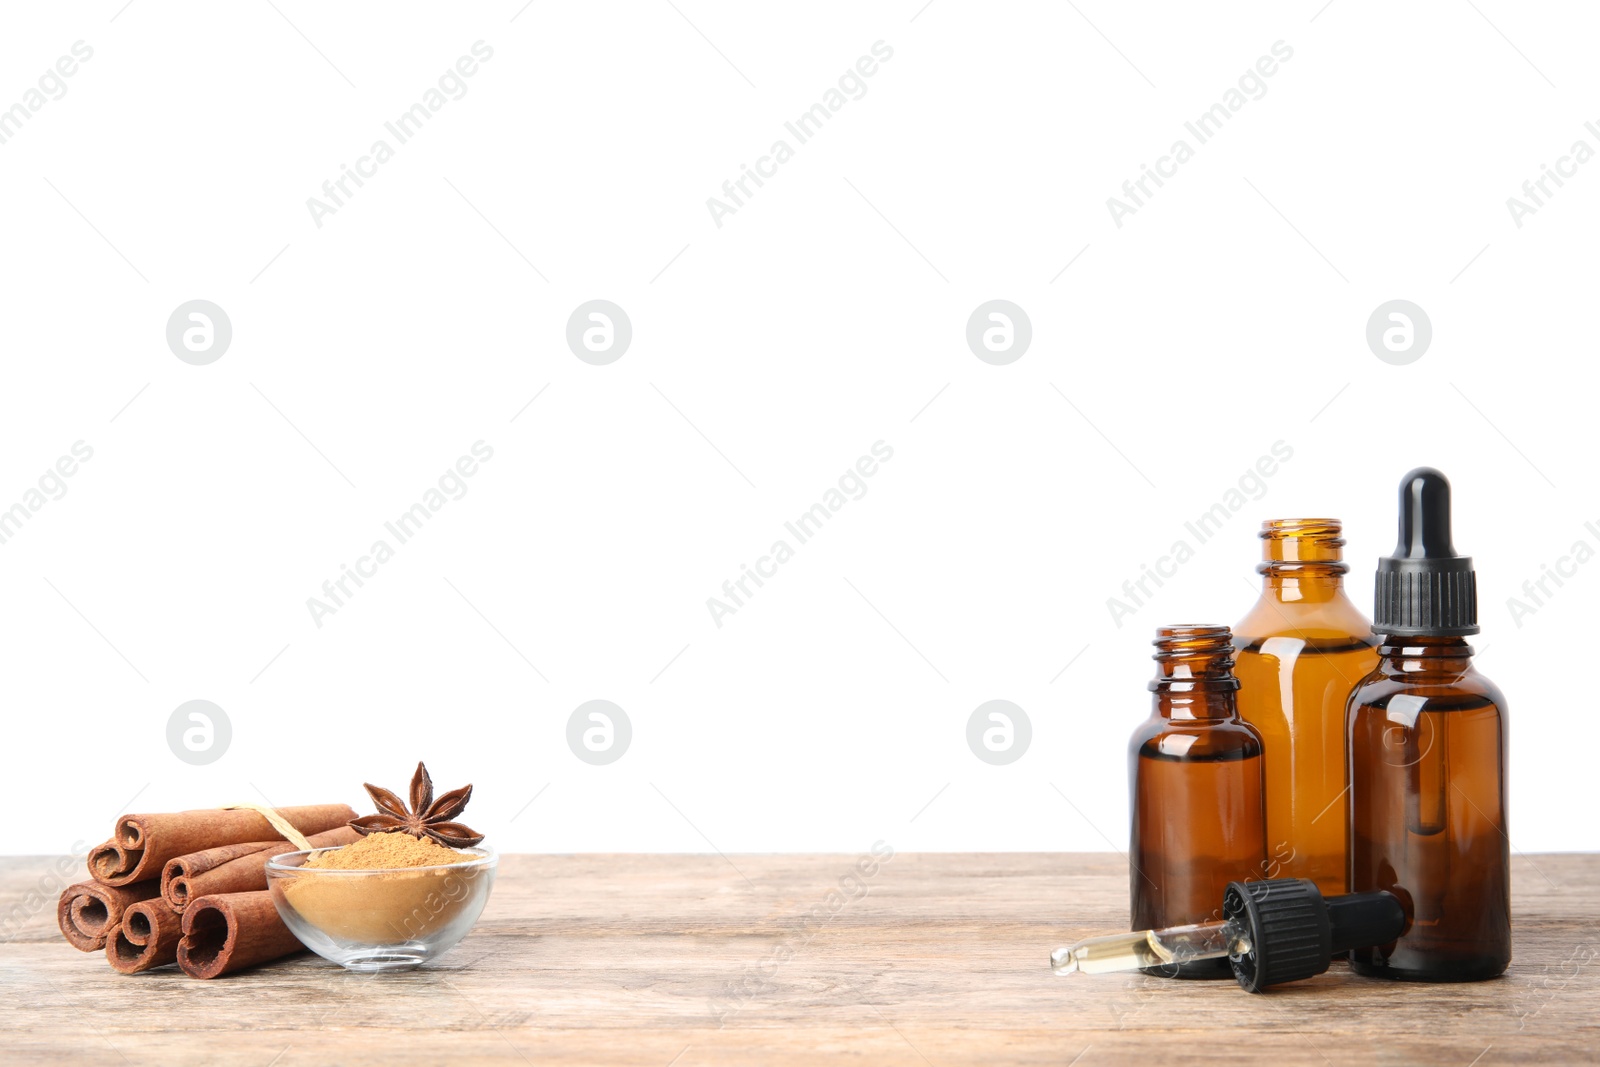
[265,845,496,972]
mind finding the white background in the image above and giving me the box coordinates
[1,1,1593,856]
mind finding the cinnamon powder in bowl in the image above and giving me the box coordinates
[266,835,496,969]
[306,831,468,871]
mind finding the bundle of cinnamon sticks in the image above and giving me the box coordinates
[57,803,357,978]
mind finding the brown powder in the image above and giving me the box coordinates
[284,834,488,945]
[305,832,472,870]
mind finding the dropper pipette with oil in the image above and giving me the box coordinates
[1050,878,1405,992]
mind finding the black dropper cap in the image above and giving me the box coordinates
[1223,878,1406,992]
[1372,467,1479,637]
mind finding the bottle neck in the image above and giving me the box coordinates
[1258,568,1347,602]
[1375,635,1475,673]
[1149,624,1241,721]
[1151,686,1240,721]
[1257,519,1349,604]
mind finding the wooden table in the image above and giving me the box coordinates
[3,853,1596,1065]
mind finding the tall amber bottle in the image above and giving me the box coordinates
[1347,469,1510,980]
[1234,519,1379,895]
[1129,625,1267,978]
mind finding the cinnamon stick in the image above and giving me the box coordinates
[106,899,184,974]
[88,804,357,887]
[178,891,303,979]
[86,838,133,884]
[57,879,160,952]
[162,826,360,909]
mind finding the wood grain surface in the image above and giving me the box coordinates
[2,852,1595,1065]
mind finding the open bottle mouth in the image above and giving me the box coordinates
[1260,517,1343,541]
[1149,625,1239,691]
[1152,623,1233,651]
[1257,518,1349,574]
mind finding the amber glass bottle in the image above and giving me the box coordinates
[1234,519,1379,895]
[1347,469,1510,981]
[1129,625,1267,978]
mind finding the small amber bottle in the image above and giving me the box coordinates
[1347,469,1510,981]
[1234,519,1380,895]
[1129,625,1267,978]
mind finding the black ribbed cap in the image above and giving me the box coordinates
[1220,880,1407,992]
[1372,467,1479,637]
[1224,879,1331,993]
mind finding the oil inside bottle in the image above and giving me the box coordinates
[1233,518,1378,894]
[1129,625,1267,978]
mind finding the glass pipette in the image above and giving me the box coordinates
[1050,878,1405,992]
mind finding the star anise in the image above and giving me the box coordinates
[349,762,485,847]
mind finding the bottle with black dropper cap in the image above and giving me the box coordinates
[1346,468,1510,980]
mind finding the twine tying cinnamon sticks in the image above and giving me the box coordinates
[220,804,315,851]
